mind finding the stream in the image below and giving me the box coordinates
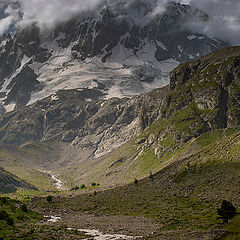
[41,173,141,239]
[38,169,66,190]
[67,228,140,240]
[45,216,141,239]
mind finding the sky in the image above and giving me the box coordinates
[187,0,240,45]
[0,0,239,45]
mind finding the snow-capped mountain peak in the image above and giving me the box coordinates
[0,0,227,113]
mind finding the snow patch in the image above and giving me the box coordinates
[187,35,197,40]
[178,45,183,53]
[4,103,16,112]
[17,34,178,106]
[0,55,31,99]
[51,94,59,101]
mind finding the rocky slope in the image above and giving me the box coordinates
[0,166,37,193]
[0,86,167,158]
[0,0,227,112]
[91,46,240,185]
[0,46,238,187]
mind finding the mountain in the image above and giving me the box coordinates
[0,41,239,239]
[0,46,239,188]
[22,45,240,240]
[0,0,227,113]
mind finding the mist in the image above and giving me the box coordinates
[187,0,240,45]
[19,0,102,29]
[0,0,21,35]
[0,0,239,45]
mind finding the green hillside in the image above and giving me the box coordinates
[31,128,240,239]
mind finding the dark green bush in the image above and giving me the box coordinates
[0,210,9,220]
[21,204,28,212]
[217,200,237,223]
[149,171,154,181]
[0,197,8,204]
[46,195,53,203]
[80,184,86,189]
[91,182,96,187]
[6,217,14,226]
[134,178,138,185]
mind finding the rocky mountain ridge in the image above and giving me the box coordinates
[0,46,239,178]
[0,0,227,112]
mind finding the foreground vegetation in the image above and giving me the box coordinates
[25,129,240,239]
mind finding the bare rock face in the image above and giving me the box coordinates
[0,1,227,112]
[0,46,238,171]
[162,47,240,143]
[0,167,37,193]
[0,47,239,157]
[0,86,167,158]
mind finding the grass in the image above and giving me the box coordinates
[223,215,240,239]
[0,197,42,239]
[27,129,240,239]
[0,196,89,239]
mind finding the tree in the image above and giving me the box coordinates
[80,184,86,189]
[46,195,53,203]
[217,200,236,223]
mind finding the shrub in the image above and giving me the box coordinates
[21,204,28,212]
[217,200,237,223]
[149,171,154,181]
[0,210,9,220]
[74,186,79,190]
[46,195,53,203]
[6,217,14,226]
[80,184,86,189]
[134,178,138,185]
[0,197,8,204]
[91,182,96,187]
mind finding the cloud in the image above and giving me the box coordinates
[186,0,240,45]
[0,15,14,35]
[0,0,21,35]
[19,0,102,29]
[0,0,239,46]
[17,0,171,30]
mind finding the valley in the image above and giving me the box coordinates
[0,46,239,239]
[0,0,239,239]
